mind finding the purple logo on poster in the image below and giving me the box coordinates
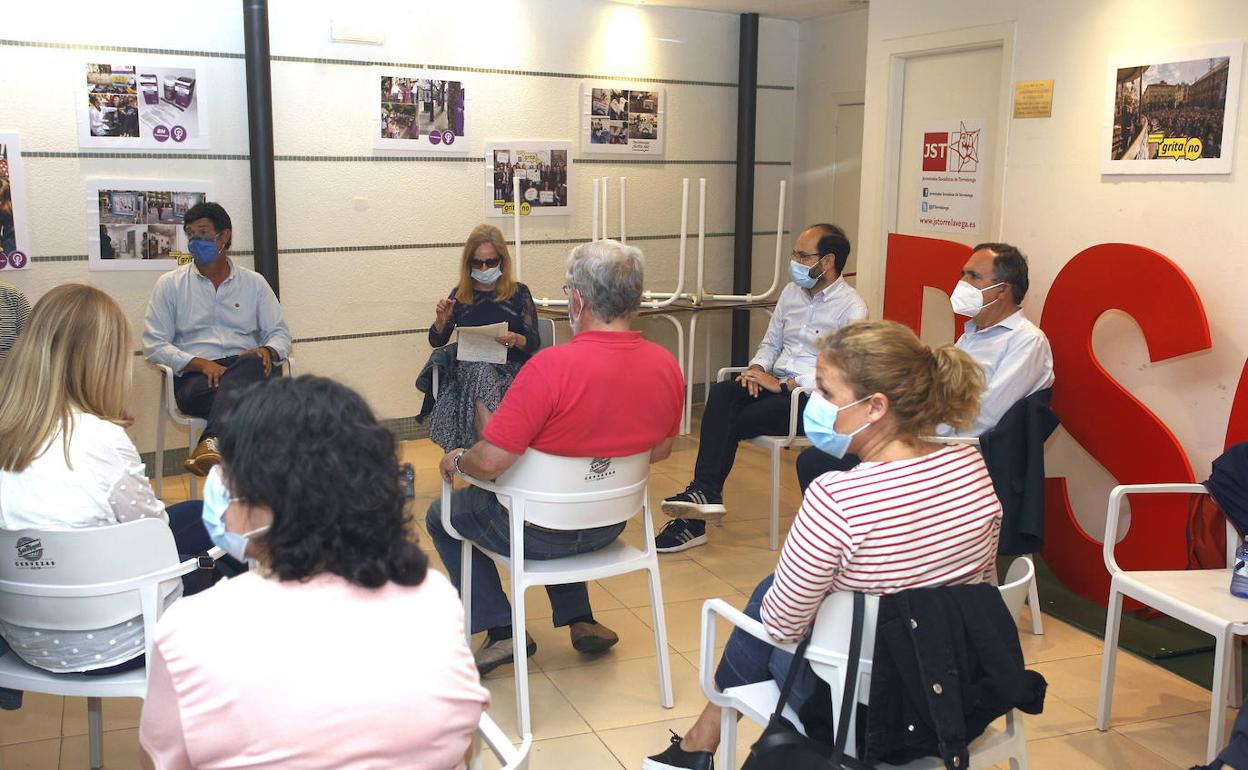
[0,253,7,270]
[171,126,187,143]
[7,251,27,269]
[442,130,455,146]
[152,125,170,142]
[428,131,442,146]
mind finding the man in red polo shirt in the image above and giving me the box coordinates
[426,239,684,675]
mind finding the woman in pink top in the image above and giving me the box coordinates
[140,376,489,769]
[647,320,998,770]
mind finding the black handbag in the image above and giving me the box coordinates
[740,592,874,770]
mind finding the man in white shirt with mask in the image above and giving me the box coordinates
[656,223,867,552]
[794,241,1054,490]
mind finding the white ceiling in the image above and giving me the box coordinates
[607,0,866,22]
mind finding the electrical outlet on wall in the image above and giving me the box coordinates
[353,197,369,211]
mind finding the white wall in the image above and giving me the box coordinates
[0,0,798,460]
[856,0,1248,536]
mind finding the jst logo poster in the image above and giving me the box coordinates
[0,133,30,271]
[918,118,986,234]
[77,62,210,150]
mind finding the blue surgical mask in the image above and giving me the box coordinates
[788,259,825,289]
[471,266,502,285]
[803,391,871,459]
[188,236,219,265]
[201,466,268,563]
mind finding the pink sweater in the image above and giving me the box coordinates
[140,570,489,769]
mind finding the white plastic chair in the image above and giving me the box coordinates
[471,712,532,770]
[717,366,813,550]
[0,519,217,770]
[440,449,674,736]
[153,356,294,498]
[922,435,1045,636]
[700,559,1035,769]
[1096,483,1245,763]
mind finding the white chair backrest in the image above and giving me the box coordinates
[0,518,181,630]
[808,592,881,703]
[537,318,556,350]
[494,449,650,530]
[999,556,1035,622]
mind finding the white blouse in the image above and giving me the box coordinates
[0,410,176,673]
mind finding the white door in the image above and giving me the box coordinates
[894,45,1004,345]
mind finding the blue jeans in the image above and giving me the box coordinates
[715,574,819,709]
[425,484,625,634]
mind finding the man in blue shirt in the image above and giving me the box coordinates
[656,224,867,552]
[142,202,291,476]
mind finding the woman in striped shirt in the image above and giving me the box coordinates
[646,320,998,770]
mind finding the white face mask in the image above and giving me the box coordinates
[950,280,1004,317]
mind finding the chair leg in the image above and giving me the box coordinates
[512,582,532,738]
[1232,638,1244,709]
[769,446,781,551]
[719,705,738,770]
[646,565,675,708]
[1095,588,1124,731]
[460,541,474,648]
[187,424,203,499]
[1027,573,1044,635]
[1210,629,1233,763]
[1006,709,1029,770]
[154,399,166,498]
[87,696,104,770]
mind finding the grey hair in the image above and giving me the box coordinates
[565,239,644,322]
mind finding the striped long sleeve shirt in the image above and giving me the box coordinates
[760,444,1002,642]
[0,282,30,361]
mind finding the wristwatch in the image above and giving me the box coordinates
[780,380,791,395]
[452,449,468,475]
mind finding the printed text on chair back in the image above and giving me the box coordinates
[495,449,650,530]
[0,518,181,630]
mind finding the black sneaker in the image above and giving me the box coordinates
[643,730,714,770]
[661,484,727,522]
[655,518,708,553]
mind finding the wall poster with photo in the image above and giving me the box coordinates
[77,62,210,149]
[581,82,665,155]
[484,141,571,217]
[375,71,468,151]
[0,133,31,271]
[1102,41,1242,174]
[87,180,213,271]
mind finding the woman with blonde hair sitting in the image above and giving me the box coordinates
[427,223,539,450]
[0,284,224,684]
[646,319,1001,770]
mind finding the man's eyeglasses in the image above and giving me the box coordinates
[469,257,502,269]
[791,249,821,262]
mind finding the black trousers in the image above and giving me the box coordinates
[173,354,271,438]
[693,378,808,497]
[795,446,862,493]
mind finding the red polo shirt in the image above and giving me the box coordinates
[483,330,684,457]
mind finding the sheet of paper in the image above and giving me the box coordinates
[455,321,509,364]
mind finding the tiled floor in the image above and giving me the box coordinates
[0,434,1231,768]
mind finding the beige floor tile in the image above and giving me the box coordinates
[521,733,624,770]
[1115,709,1238,769]
[60,727,144,770]
[1032,652,1211,727]
[1023,729,1182,769]
[482,670,592,742]
[0,692,63,746]
[1017,613,1106,665]
[686,543,781,593]
[629,593,751,654]
[545,653,704,731]
[599,560,736,609]
[989,693,1097,741]
[597,713,764,769]
[528,607,664,671]
[0,737,61,769]
[61,696,143,737]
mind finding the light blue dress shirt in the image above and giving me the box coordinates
[142,260,291,375]
[940,309,1054,437]
[749,277,869,388]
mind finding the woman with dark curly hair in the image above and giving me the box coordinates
[139,376,489,769]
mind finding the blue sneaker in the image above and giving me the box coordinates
[655,518,708,553]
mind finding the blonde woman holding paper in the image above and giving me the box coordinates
[427,224,539,451]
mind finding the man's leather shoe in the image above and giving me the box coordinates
[183,436,221,477]
[569,620,619,654]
